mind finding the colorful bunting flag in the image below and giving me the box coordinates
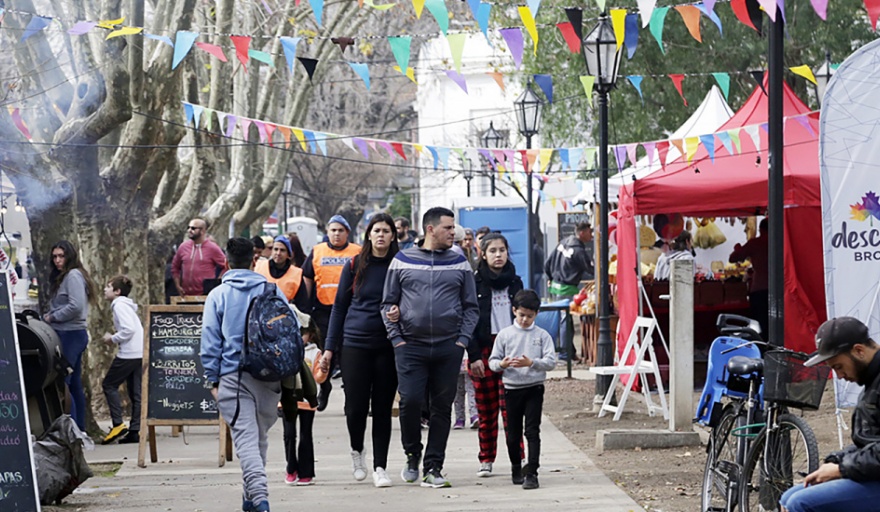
[425,0,449,35]
[700,134,716,162]
[249,50,275,67]
[68,21,98,35]
[196,42,228,62]
[565,8,584,41]
[794,115,817,137]
[230,35,252,72]
[240,118,253,140]
[750,70,767,95]
[298,58,318,80]
[649,7,670,54]
[280,37,302,73]
[669,74,688,106]
[10,108,32,140]
[225,115,238,138]
[685,137,699,162]
[97,17,124,30]
[534,74,553,103]
[670,138,685,158]
[643,141,656,167]
[21,16,52,42]
[145,33,173,46]
[712,72,730,100]
[675,5,702,43]
[557,22,581,53]
[789,65,817,84]
[310,0,324,26]
[625,14,640,59]
[445,70,468,93]
[487,71,505,91]
[656,140,670,169]
[172,31,199,70]
[731,0,762,33]
[413,0,426,18]
[728,129,742,153]
[758,0,777,22]
[388,36,412,74]
[106,26,143,39]
[500,29,524,70]
[627,76,644,103]
[743,125,761,150]
[569,148,584,170]
[476,3,492,42]
[610,9,627,50]
[331,37,355,53]
[613,145,628,171]
[447,33,467,73]
[255,121,268,143]
[638,0,657,27]
[579,76,596,100]
[353,138,370,158]
[584,148,598,169]
[538,148,553,174]
[625,143,638,166]
[349,62,370,89]
[809,0,828,19]
[696,2,724,35]
[518,6,539,55]
[717,131,733,154]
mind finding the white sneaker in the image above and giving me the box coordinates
[373,467,393,488]
[351,449,368,481]
[476,462,493,477]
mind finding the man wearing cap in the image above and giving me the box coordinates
[780,317,880,512]
[254,236,309,311]
[303,215,361,410]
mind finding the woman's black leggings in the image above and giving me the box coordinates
[342,345,398,470]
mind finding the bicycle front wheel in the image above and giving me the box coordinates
[739,413,819,512]
[701,404,739,512]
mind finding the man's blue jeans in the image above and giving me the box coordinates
[780,479,880,511]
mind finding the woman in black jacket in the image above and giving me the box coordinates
[466,233,524,478]
[321,213,399,488]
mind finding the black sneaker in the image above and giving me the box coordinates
[317,381,332,412]
[511,465,524,485]
[118,431,140,444]
[400,453,421,483]
[522,464,539,490]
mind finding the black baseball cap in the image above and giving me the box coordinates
[805,317,871,367]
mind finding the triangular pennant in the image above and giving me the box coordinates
[558,148,570,171]
[731,0,763,33]
[145,33,174,47]
[249,49,275,67]
[625,143,638,166]
[610,9,627,50]
[207,109,217,131]
[527,0,541,18]
[728,129,742,154]
[643,141,656,167]
[538,148,553,174]
[476,3,492,42]
[277,126,292,148]
[392,142,408,161]
[298,57,318,80]
[638,0,657,27]
[445,70,468,93]
[10,108,31,140]
[184,103,195,125]
[310,0,324,26]
[240,118,253,140]
[670,139,685,159]
[488,71,505,91]
[579,76,596,100]
[675,5,702,43]
[96,17,124,30]
[447,33,467,73]
[613,145,628,171]
[254,121,268,143]
[744,125,761,150]
[583,147,598,169]
[750,70,767,95]
[264,123,277,146]
[627,76,644,103]
[172,31,199,70]
[331,37,356,53]
[696,2,723,35]
[413,0,426,17]
[196,42,228,62]
[557,22,581,54]
[685,137,700,163]
[379,140,395,160]
[810,0,828,20]
[533,74,553,103]
[758,0,777,22]
[699,134,716,162]
[68,21,98,35]
[569,148,584,169]
[224,115,238,138]
[789,65,817,84]
[518,6,539,55]
[793,115,817,137]
[712,72,730,100]
[595,0,607,11]
[499,28,524,69]
[106,26,143,40]
[717,131,733,154]
[353,138,370,158]
[525,149,538,173]
[657,140,670,169]
[669,74,688,106]
[192,105,204,128]
[315,132,328,155]
[280,37,302,73]
[438,147,451,169]
[349,62,371,89]
[426,146,440,169]
[425,0,449,36]
[388,36,412,74]
[21,16,52,42]
[230,35,252,72]
[624,14,640,59]
[565,8,584,41]
[649,7,670,54]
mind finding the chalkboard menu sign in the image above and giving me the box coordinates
[0,270,41,511]
[557,211,592,242]
[144,307,216,421]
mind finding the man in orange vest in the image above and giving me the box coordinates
[254,236,309,311]
[303,215,361,410]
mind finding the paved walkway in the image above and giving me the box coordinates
[56,369,642,512]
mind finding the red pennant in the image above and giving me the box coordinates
[11,108,32,140]
[391,142,407,161]
[867,0,880,30]
[731,0,758,32]
[265,123,276,146]
[657,140,670,170]
[195,42,228,62]
[556,22,581,53]
[669,74,688,106]
[230,35,251,72]
[675,6,702,43]
[519,150,529,174]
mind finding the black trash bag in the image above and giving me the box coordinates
[32,415,94,505]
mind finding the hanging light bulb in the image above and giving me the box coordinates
[1,203,8,215]
[14,198,22,213]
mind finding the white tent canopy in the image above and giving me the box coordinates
[575,86,734,205]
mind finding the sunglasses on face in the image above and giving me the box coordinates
[187,226,202,230]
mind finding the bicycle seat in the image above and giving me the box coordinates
[727,356,763,376]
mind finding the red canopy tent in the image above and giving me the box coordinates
[616,81,825,355]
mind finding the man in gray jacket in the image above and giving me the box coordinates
[383,206,479,489]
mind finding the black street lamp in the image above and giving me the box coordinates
[583,13,622,399]
[281,174,293,234]
[814,51,835,108]
[462,157,474,197]
[514,80,544,286]
[481,121,505,197]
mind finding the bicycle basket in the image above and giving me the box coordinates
[763,350,828,410]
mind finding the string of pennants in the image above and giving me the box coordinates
[5,0,867,91]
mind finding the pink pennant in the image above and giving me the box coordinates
[867,0,880,30]
[239,118,253,139]
[196,42,229,62]
[809,0,827,19]
[643,141,656,168]
[253,121,267,143]
[230,35,251,72]
[378,141,396,160]
[264,123,277,146]
[11,108,31,140]
[625,143,638,166]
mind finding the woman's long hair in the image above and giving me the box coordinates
[49,240,98,304]
[285,233,308,268]
[354,213,399,291]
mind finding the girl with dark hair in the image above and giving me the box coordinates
[44,240,98,432]
[654,230,695,280]
[322,213,399,488]
[285,233,308,269]
[466,233,524,478]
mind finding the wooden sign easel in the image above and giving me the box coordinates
[137,305,232,468]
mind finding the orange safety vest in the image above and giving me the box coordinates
[255,259,303,301]
[312,242,361,305]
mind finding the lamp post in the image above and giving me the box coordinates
[281,174,293,234]
[481,121,504,197]
[814,51,834,108]
[514,80,544,286]
[583,14,622,398]
[462,157,474,197]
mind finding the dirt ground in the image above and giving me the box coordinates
[543,374,843,512]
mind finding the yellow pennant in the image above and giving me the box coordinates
[538,148,553,174]
[97,17,125,30]
[517,6,539,55]
[610,9,627,50]
[393,65,417,82]
[106,26,143,40]
[685,136,700,162]
[291,129,307,151]
[364,0,396,10]
[789,65,817,85]
[412,0,426,17]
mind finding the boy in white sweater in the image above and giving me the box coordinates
[488,289,556,490]
[101,275,144,445]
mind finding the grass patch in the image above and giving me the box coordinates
[89,462,122,478]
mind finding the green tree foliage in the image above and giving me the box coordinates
[496,0,876,164]
[387,191,413,220]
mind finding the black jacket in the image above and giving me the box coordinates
[324,254,393,352]
[544,235,593,285]
[825,351,880,481]
[467,261,523,364]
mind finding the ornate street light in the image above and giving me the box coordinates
[514,81,544,285]
[481,122,505,197]
[462,157,474,197]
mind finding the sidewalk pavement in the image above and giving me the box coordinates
[56,371,642,512]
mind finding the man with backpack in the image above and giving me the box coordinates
[201,237,300,512]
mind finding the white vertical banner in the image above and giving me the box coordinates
[820,39,880,411]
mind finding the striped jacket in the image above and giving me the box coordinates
[381,247,479,347]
